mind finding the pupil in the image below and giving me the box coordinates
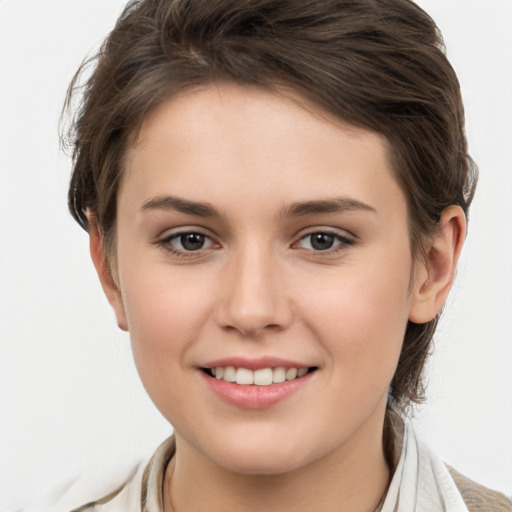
[181,233,204,251]
[311,233,334,250]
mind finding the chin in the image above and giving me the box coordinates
[218,451,307,476]
[203,432,319,476]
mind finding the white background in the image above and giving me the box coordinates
[0,0,511,508]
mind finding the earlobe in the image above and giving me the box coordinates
[408,205,467,324]
[88,217,129,331]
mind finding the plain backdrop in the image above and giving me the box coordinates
[0,0,511,508]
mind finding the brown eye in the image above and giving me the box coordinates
[180,233,206,251]
[297,231,353,252]
[160,231,216,254]
[309,233,335,251]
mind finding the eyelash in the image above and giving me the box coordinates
[295,231,354,254]
[157,230,217,258]
[156,229,354,258]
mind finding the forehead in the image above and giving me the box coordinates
[121,82,405,221]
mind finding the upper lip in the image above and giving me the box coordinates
[200,356,312,371]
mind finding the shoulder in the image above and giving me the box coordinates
[66,463,144,512]
[20,462,146,512]
[17,437,175,512]
[447,465,512,512]
[386,408,511,512]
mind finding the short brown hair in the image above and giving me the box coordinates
[64,0,477,409]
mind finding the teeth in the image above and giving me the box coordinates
[254,368,273,386]
[285,368,297,381]
[223,366,236,382]
[273,367,286,383]
[236,368,254,385]
[210,366,311,385]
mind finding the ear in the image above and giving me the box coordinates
[408,205,467,324]
[88,217,128,331]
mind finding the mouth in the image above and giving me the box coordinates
[201,366,318,386]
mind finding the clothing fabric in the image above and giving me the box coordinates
[381,418,468,511]
[23,418,512,512]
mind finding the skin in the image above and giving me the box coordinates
[90,83,466,512]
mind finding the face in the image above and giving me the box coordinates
[108,83,423,475]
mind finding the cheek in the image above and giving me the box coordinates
[117,269,218,422]
[298,254,412,380]
[118,266,214,377]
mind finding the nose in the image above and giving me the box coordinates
[215,245,293,337]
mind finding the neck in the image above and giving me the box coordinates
[164,408,392,512]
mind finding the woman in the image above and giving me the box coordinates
[29,0,512,510]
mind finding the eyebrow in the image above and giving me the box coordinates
[141,195,221,217]
[281,197,377,217]
[140,195,376,218]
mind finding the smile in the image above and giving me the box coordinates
[203,366,315,386]
[200,366,317,409]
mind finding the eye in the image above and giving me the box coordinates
[159,231,216,254]
[297,231,353,252]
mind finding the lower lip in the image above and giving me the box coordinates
[200,370,315,409]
